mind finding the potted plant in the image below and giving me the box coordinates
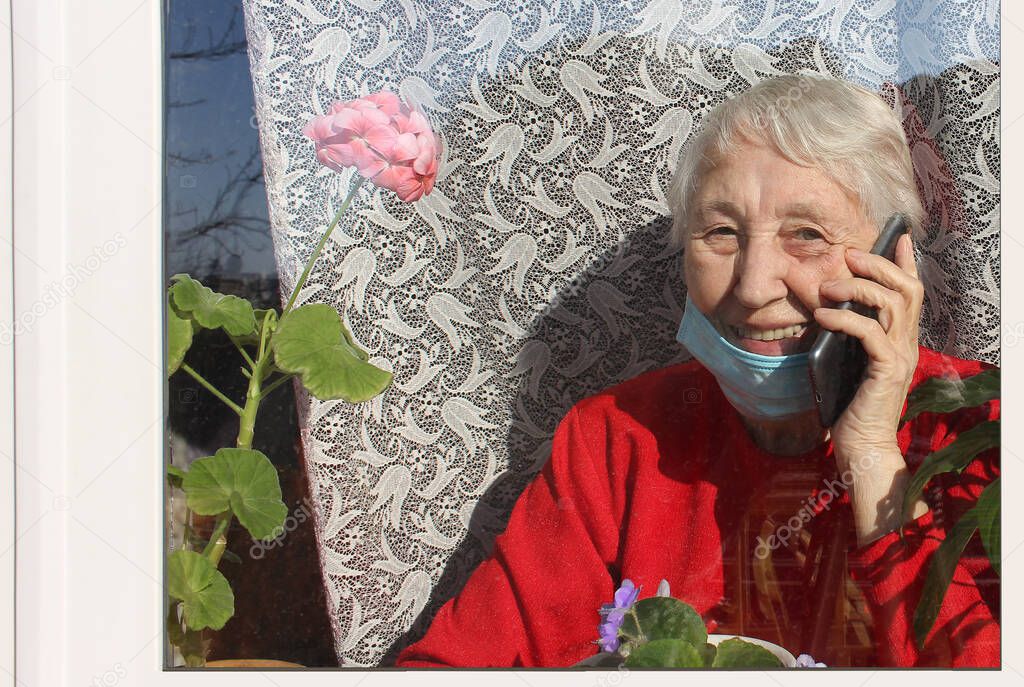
[165,91,440,667]
[576,579,824,668]
[897,367,1000,649]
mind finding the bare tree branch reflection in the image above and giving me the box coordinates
[169,6,248,62]
[171,147,270,275]
[166,3,270,278]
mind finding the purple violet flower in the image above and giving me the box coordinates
[597,579,641,653]
[795,653,827,667]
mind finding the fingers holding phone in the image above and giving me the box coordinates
[813,229,923,452]
[816,234,922,347]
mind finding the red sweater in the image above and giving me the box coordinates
[394,344,1000,667]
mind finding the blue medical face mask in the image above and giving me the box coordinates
[675,293,817,421]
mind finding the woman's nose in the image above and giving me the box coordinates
[732,239,790,309]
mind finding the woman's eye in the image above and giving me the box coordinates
[709,226,736,236]
[796,228,825,241]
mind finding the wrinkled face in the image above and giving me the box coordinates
[683,133,879,356]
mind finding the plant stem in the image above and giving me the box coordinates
[256,308,273,361]
[258,373,295,401]
[236,310,275,450]
[228,335,256,369]
[183,508,194,550]
[281,176,365,317]
[181,363,243,415]
[202,514,231,562]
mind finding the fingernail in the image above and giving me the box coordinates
[847,247,864,257]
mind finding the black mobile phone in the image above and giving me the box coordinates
[807,214,909,428]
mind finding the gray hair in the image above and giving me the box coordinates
[667,74,926,251]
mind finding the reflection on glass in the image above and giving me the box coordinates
[163,0,335,668]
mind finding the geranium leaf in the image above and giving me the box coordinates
[167,550,234,631]
[901,368,999,425]
[271,303,392,402]
[167,465,186,489]
[901,421,1000,527]
[340,320,370,362]
[169,273,256,337]
[711,637,782,667]
[623,639,704,668]
[181,448,287,541]
[167,293,194,376]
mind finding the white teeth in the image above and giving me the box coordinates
[734,324,807,341]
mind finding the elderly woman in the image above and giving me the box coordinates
[394,75,999,667]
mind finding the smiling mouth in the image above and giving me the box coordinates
[731,323,809,341]
[712,318,818,355]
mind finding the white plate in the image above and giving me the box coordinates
[707,633,797,667]
[572,634,796,668]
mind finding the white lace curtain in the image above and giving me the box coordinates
[241,0,999,666]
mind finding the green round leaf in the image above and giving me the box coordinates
[182,448,288,541]
[271,303,392,403]
[167,465,186,489]
[624,639,704,668]
[711,638,783,668]
[167,550,234,631]
[169,273,257,337]
[620,597,708,647]
[167,293,194,377]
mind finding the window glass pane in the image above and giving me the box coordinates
[163,0,335,667]
[162,0,1000,669]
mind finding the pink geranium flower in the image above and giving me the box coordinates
[304,91,441,202]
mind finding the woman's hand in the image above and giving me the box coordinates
[813,232,922,454]
[812,233,927,546]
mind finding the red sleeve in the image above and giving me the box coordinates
[846,382,1000,667]
[393,404,621,667]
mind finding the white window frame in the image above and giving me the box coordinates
[5,0,1023,685]
[1,0,13,685]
